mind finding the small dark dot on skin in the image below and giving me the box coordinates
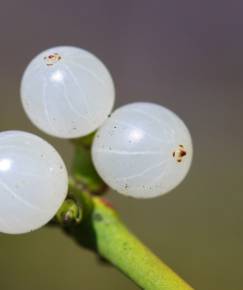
[180,151,186,157]
[108,114,111,118]
[94,213,103,222]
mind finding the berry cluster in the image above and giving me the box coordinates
[0,46,193,234]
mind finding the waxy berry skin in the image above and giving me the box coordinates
[0,131,68,234]
[92,103,193,198]
[21,46,115,139]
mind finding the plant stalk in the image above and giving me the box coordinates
[60,195,194,290]
[91,197,193,290]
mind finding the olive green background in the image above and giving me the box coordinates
[0,1,242,289]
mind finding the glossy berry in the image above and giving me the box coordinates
[92,102,193,198]
[0,131,68,234]
[21,46,115,139]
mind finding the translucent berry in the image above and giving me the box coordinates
[21,46,115,139]
[0,131,68,234]
[92,103,193,198]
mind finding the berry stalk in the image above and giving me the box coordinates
[56,192,193,290]
[91,197,193,290]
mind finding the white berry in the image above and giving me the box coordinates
[92,103,193,198]
[0,131,68,234]
[21,46,115,139]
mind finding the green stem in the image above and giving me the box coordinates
[60,195,194,290]
[91,197,193,290]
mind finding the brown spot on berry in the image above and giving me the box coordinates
[172,144,187,163]
[180,150,186,157]
[44,53,62,66]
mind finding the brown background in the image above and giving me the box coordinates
[0,1,242,289]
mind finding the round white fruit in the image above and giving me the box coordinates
[0,131,68,234]
[92,103,193,198]
[21,46,115,138]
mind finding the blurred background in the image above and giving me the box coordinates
[0,0,242,289]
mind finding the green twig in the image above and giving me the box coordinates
[92,197,193,289]
[56,192,193,289]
